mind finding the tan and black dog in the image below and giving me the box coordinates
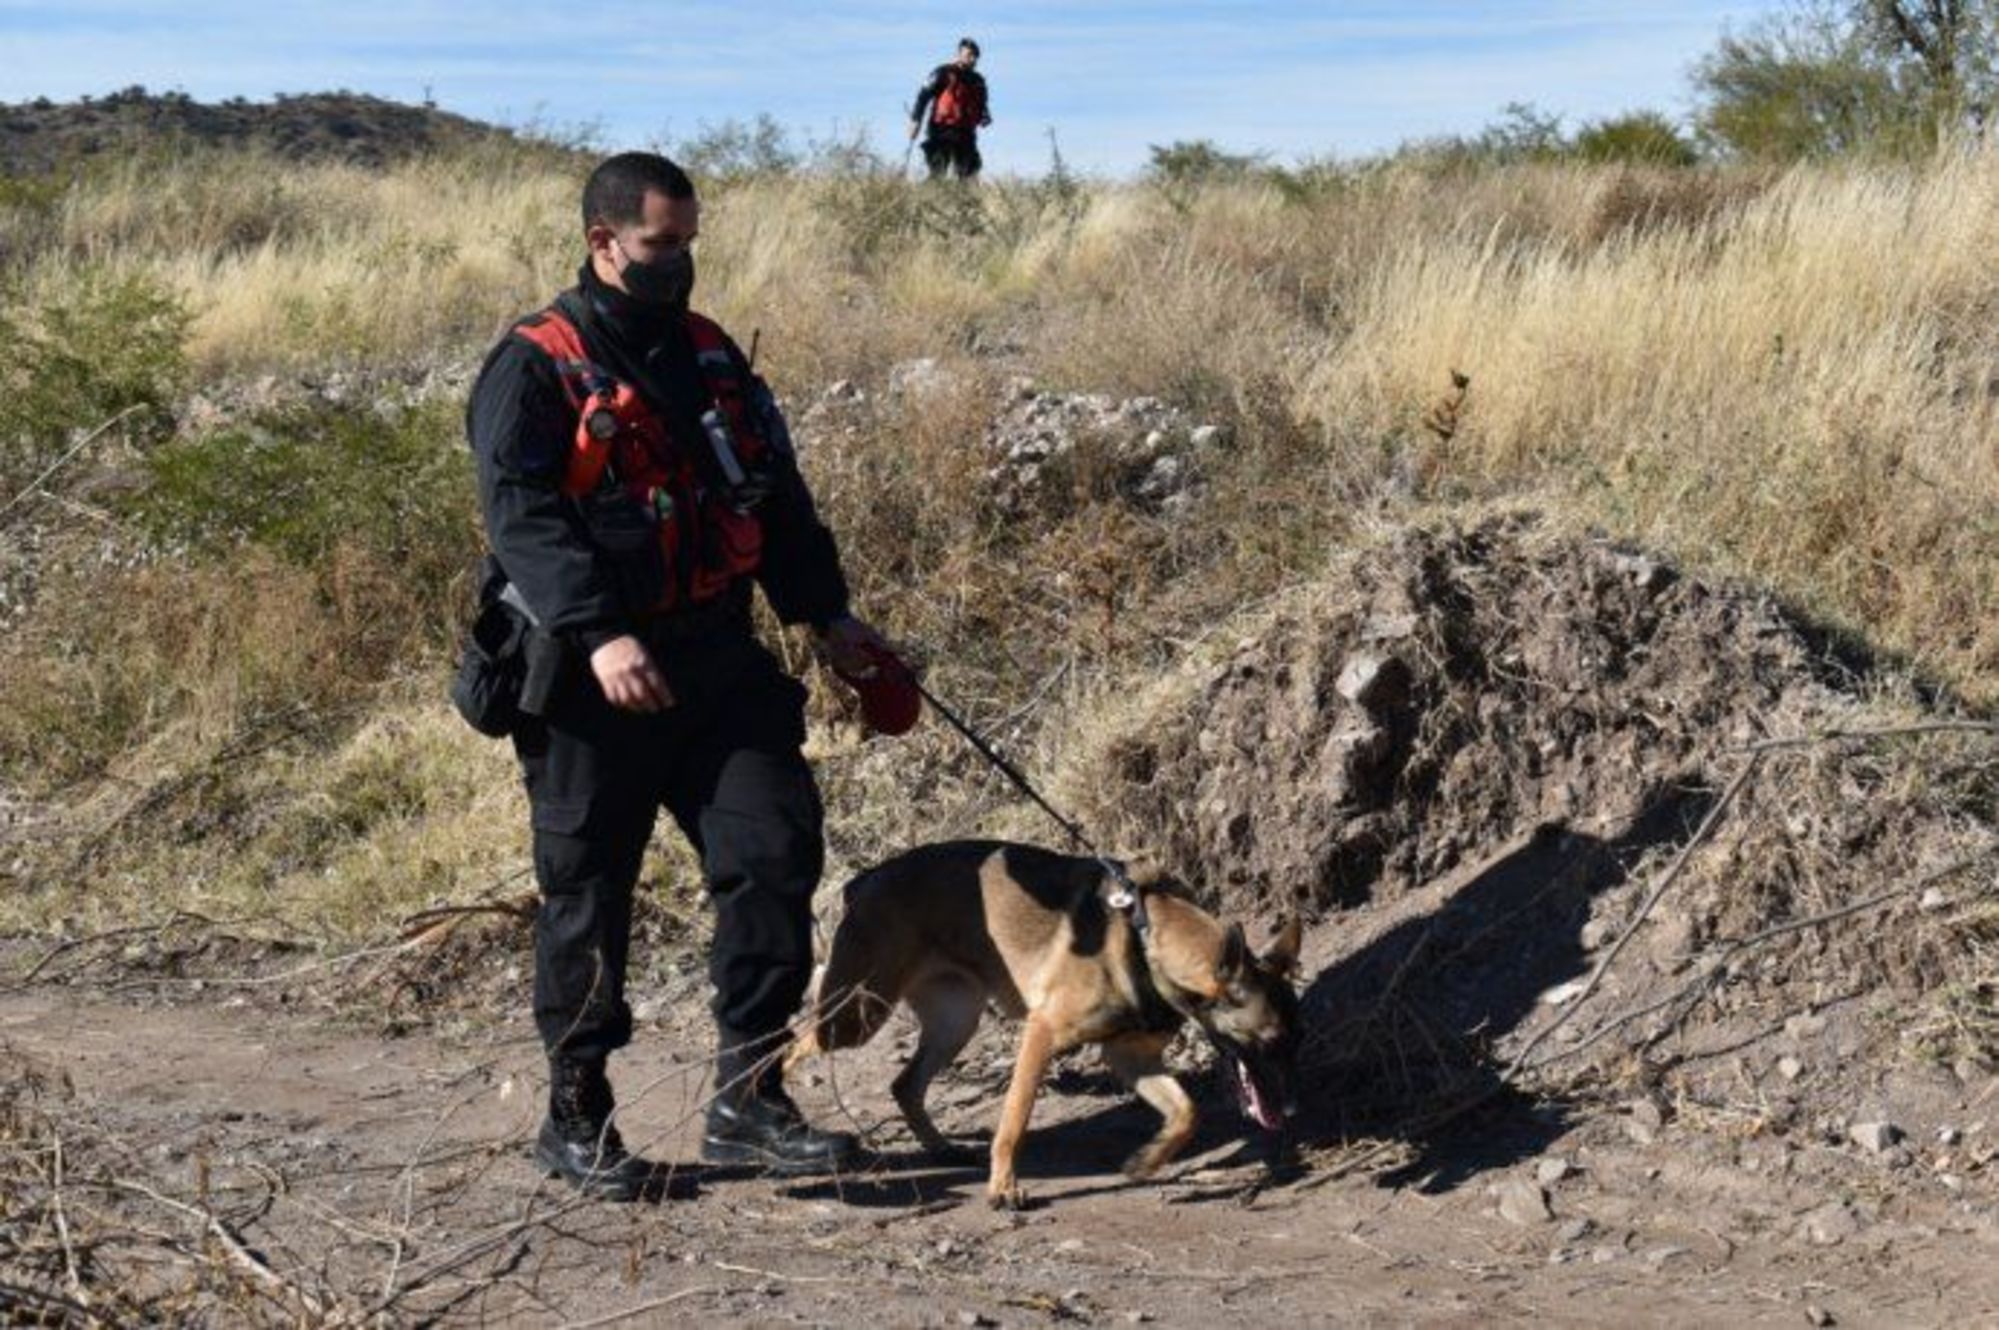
[785,840,1302,1208]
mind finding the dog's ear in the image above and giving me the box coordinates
[1261,917,1302,978]
[1217,921,1249,983]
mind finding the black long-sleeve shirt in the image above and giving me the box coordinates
[465,265,851,646]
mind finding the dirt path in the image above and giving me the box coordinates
[5,987,1995,1327]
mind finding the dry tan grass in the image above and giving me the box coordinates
[5,145,1998,942]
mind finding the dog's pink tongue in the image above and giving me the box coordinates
[1236,1061,1281,1132]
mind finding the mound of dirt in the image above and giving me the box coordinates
[1077,513,1998,1151]
[1092,513,1882,917]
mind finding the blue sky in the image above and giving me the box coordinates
[0,2,1789,174]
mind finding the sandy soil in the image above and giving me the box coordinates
[5,978,1997,1328]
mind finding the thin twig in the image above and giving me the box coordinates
[1502,754,1764,1079]
[555,1285,722,1329]
[1539,845,1999,1070]
[50,1129,86,1309]
[711,1260,842,1284]
[14,921,184,986]
[1738,721,1999,753]
[0,405,145,524]
[397,889,538,947]
[110,1178,334,1322]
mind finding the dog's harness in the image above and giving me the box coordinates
[1118,907,1186,1035]
[1098,860,1210,1037]
[1098,856,1152,938]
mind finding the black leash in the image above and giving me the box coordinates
[907,676,1148,931]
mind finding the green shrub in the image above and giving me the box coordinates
[0,268,189,495]
[668,113,801,184]
[1574,112,1701,166]
[2,399,478,790]
[1146,139,1265,212]
[131,397,473,588]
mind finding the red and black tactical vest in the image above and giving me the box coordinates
[512,305,768,611]
[931,68,987,129]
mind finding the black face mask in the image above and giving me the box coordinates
[616,242,695,312]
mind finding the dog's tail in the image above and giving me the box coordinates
[785,975,898,1070]
[787,884,908,1069]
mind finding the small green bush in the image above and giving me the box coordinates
[0,267,189,495]
[1146,139,1265,212]
[668,113,801,184]
[1574,112,1701,166]
[132,398,473,583]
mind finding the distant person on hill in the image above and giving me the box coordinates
[908,37,991,180]
[461,151,914,1201]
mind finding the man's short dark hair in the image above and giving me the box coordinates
[582,152,696,231]
[958,37,980,57]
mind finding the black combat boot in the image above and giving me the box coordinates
[534,1056,654,1202]
[701,1035,862,1175]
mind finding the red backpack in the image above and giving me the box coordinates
[932,68,987,129]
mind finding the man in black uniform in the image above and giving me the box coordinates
[466,151,895,1200]
[908,37,991,180]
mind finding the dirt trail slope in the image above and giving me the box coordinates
[2,981,1996,1327]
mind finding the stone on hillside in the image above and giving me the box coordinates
[1495,1176,1553,1225]
[1849,1121,1901,1154]
[1802,1201,1861,1246]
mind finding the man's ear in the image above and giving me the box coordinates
[1261,917,1302,978]
[1217,922,1249,984]
[585,221,618,263]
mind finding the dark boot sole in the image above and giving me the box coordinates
[699,1134,861,1177]
[533,1138,647,1202]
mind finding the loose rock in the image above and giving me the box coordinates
[1536,1157,1576,1186]
[1802,1202,1861,1247]
[1496,1177,1554,1225]
[1849,1122,1901,1154]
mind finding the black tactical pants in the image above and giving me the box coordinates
[923,128,983,180]
[513,627,823,1065]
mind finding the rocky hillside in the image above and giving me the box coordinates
[0,87,531,174]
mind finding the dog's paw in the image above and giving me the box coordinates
[985,1181,1030,1211]
[1122,1149,1165,1180]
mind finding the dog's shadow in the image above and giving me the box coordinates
[781,1099,1263,1210]
[1286,781,1714,1193]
